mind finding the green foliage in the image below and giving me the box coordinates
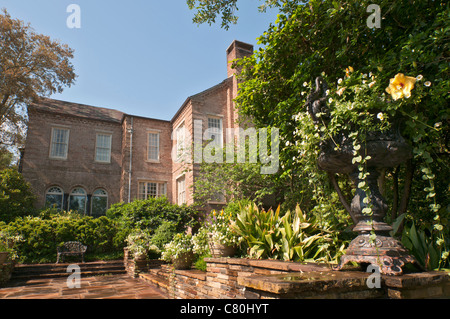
[192,226,210,256]
[230,0,449,268]
[231,204,341,262]
[186,0,287,30]
[0,148,13,170]
[161,233,194,262]
[0,169,36,223]
[193,145,278,207]
[150,221,178,251]
[1,213,120,263]
[106,197,199,244]
[401,221,449,270]
[125,229,160,259]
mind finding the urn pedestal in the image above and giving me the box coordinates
[318,136,421,275]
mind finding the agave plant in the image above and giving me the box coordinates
[231,204,281,259]
[231,204,333,262]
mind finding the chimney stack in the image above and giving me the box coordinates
[226,40,254,78]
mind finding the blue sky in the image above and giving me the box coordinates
[2,0,279,121]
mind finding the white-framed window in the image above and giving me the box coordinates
[147,132,160,161]
[207,117,223,146]
[177,176,186,205]
[138,182,167,200]
[50,127,70,159]
[176,123,186,160]
[69,187,87,214]
[91,189,108,217]
[95,133,112,163]
[45,186,64,210]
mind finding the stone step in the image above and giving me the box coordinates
[11,260,126,281]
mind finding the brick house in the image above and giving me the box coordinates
[21,40,254,216]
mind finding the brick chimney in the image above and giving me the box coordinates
[226,40,254,78]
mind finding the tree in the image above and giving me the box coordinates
[187,0,289,30]
[0,147,13,170]
[187,0,449,267]
[0,168,36,223]
[0,9,76,148]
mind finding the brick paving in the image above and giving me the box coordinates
[0,274,168,299]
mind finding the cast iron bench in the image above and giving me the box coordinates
[56,241,87,263]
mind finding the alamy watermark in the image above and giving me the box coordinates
[66,4,81,29]
[367,4,381,29]
[66,264,81,289]
[171,120,280,175]
[366,264,381,289]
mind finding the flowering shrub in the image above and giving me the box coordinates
[125,229,160,259]
[161,233,194,262]
[203,210,243,247]
[192,227,210,256]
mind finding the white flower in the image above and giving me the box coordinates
[303,82,308,87]
[338,78,343,84]
[328,98,333,103]
[424,81,432,87]
[377,112,385,121]
[416,75,423,81]
[326,89,330,96]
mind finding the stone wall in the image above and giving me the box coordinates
[137,257,450,299]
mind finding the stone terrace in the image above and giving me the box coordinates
[0,274,167,299]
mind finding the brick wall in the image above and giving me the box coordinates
[23,109,123,210]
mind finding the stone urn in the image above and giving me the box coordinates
[208,233,237,258]
[172,252,195,270]
[305,77,421,275]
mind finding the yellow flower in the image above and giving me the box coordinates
[345,66,354,77]
[385,73,416,100]
[336,87,346,96]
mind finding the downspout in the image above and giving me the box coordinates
[128,116,134,203]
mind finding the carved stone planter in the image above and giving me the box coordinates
[306,76,421,276]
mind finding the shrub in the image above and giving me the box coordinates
[106,197,199,241]
[150,221,177,251]
[0,169,36,223]
[1,213,121,263]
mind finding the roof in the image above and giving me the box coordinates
[170,77,233,123]
[29,98,125,123]
[29,76,232,125]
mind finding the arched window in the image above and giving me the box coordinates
[91,189,108,217]
[45,187,63,210]
[69,187,87,214]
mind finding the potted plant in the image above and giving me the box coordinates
[125,230,159,261]
[205,210,242,258]
[162,233,194,270]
